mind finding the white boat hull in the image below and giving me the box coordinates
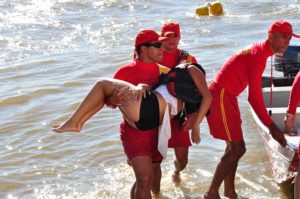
[251,85,299,183]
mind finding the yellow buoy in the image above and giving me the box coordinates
[195,6,209,16]
[209,2,223,16]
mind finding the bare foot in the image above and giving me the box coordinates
[173,160,181,175]
[224,191,238,199]
[172,172,181,185]
[51,120,81,133]
[203,191,221,199]
[152,192,163,199]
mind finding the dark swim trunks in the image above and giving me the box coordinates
[135,92,160,130]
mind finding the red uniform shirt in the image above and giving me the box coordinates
[287,71,300,114]
[113,59,160,139]
[212,40,274,126]
[113,59,163,160]
[159,49,197,69]
[114,59,160,86]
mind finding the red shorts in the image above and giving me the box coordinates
[168,119,192,148]
[120,121,163,163]
[207,84,243,142]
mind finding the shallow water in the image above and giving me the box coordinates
[1,0,300,198]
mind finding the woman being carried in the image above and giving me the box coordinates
[52,63,212,147]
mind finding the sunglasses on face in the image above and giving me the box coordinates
[142,42,163,48]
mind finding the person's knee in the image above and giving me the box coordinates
[240,146,246,157]
[96,78,104,83]
[221,149,236,163]
[222,142,246,162]
[96,78,109,86]
[176,158,188,169]
[230,141,246,157]
[236,142,246,157]
[136,174,152,189]
[94,79,105,90]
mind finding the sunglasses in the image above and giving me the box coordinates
[142,42,163,48]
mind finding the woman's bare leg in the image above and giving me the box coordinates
[52,78,126,133]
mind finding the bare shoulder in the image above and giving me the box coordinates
[187,65,205,77]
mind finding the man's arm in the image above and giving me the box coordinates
[248,60,286,146]
[105,68,151,107]
[105,67,133,108]
[249,84,287,146]
[105,87,131,108]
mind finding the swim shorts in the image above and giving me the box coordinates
[168,119,192,148]
[120,121,163,163]
[135,92,160,130]
[206,84,243,142]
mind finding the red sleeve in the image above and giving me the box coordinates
[287,72,300,114]
[114,66,132,82]
[113,64,140,85]
[247,56,273,126]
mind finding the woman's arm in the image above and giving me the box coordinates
[187,65,212,143]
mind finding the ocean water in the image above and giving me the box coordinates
[1,0,300,198]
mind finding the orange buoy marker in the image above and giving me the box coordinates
[195,5,209,16]
[209,2,223,16]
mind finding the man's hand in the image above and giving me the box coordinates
[284,114,297,135]
[267,122,287,147]
[108,83,151,106]
[109,87,132,106]
[135,83,151,99]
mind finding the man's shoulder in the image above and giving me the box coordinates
[237,41,267,55]
[157,64,171,74]
[118,61,137,70]
[113,61,137,79]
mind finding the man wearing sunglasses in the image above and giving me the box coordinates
[106,29,168,199]
[159,22,199,178]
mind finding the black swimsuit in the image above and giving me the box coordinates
[135,63,207,130]
[134,92,160,131]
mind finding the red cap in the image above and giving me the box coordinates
[135,30,168,47]
[161,22,180,37]
[268,20,300,38]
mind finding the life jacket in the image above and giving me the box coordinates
[176,50,195,66]
[153,63,207,124]
[157,63,205,104]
